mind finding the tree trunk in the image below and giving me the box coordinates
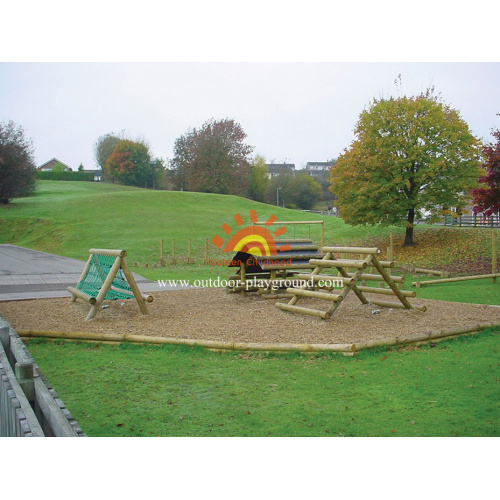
[403,208,416,246]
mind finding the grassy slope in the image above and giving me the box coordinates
[0,181,405,261]
[25,330,500,437]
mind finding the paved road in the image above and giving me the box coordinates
[0,244,173,301]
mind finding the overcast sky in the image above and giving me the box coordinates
[1,62,498,171]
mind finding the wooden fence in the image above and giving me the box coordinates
[0,317,85,437]
[443,214,500,228]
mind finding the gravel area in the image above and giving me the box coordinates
[1,288,499,345]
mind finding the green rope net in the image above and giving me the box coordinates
[76,254,134,300]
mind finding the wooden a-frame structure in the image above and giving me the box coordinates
[68,249,153,321]
[275,246,426,320]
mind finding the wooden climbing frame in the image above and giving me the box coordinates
[275,246,426,320]
[67,249,153,321]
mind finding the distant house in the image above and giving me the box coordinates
[305,161,336,176]
[265,163,296,179]
[37,158,73,172]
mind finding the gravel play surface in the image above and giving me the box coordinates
[1,288,499,345]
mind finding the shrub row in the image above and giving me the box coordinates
[37,171,95,181]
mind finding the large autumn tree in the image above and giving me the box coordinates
[0,120,37,204]
[330,89,483,246]
[170,118,254,196]
[472,127,500,216]
[105,139,163,188]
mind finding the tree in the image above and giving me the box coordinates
[248,155,270,202]
[472,127,500,216]
[0,120,37,204]
[105,139,163,188]
[170,118,254,196]
[93,132,123,182]
[267,172,322,210]
[329,89,483,246]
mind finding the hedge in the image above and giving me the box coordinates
[37,171,95,181]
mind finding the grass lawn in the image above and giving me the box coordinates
[25,328,499,437]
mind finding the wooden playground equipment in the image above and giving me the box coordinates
[227,221,325,297]
[275,246,425,320]
[67,249,153,321]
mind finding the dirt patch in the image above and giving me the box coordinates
[1,288,499,345]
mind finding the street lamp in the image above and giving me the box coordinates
[277,187,282,207]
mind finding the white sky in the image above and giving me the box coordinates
[1,2,499,171]
[1,62,498,170]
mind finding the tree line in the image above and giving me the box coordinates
[1,87,498,247]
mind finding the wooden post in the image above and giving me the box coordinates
[160,239,167,267]
[172,239,176,264]
[204,238,209,265]
[493,230,498,284]
[320,221,324,254]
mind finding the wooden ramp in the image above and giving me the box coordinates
[275,246,425,320]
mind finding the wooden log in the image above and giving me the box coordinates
[356,286,416,297]
[275,302,330,319]
[67,286,97,304]
[309,258,368,269]
[260,263,318,271]
[348,272,405,283]
[119,258,150,316]
[412,273,500,287]
[296,273,349,286]
[274,238,313,243]
[279,244,318,252]
[371,255,414,309]
[257,253,323,261]
[369,299,427,312]
[321,246,380,254]
[286,288,343,301]
[89,249,126,258]
[414,267,444,276]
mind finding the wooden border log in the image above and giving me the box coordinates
[67,286,96,304]
[276,302,331,319]
[412,273,500,287]
[89,249,126,258]
[356,286,416,298]
[368,299,427,312]
[260,293,294,299]
[286,288,343,301]
[321,246,380,254]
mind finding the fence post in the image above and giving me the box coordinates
[171,239,176,264]
[188,238,193,264]
[160,239,167,267]
[0,326,9,352]
[15,362,35,403]
[493,230,498,285]
[204,238,209,265]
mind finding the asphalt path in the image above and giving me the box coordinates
[0,244,178,301]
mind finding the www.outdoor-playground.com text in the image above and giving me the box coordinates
[156,277,344,291]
